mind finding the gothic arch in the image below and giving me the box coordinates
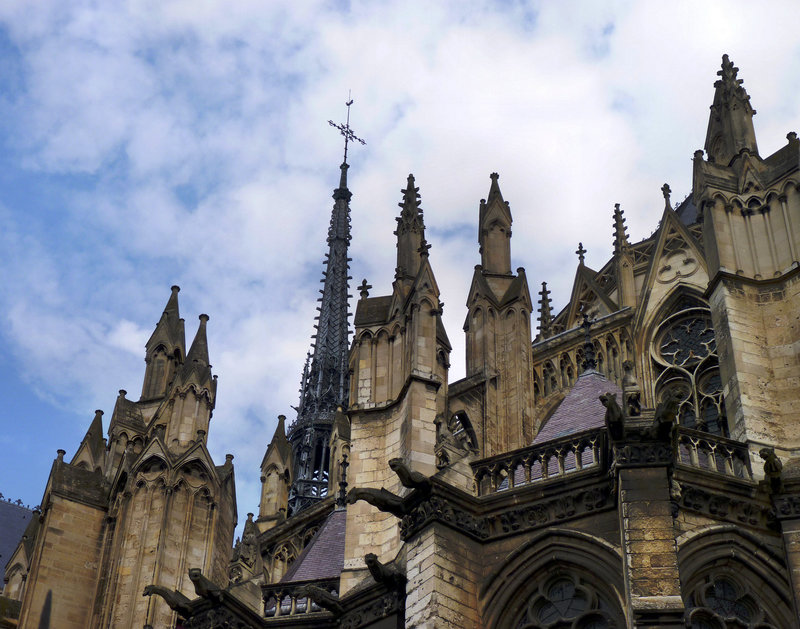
[481,529,626,628]
[677,525,794,628]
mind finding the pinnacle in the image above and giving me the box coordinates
[613,204,629,255]
[487,172,504,205]
[537,281,553,339]
[186,314,210,366]
[165,285,180,316]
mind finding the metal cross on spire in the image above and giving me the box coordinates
[328,92,366,165]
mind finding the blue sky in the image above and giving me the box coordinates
[0,1,798,530]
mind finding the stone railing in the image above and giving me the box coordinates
[471,429,606,497]
[263,578,339,619]
[676,427,753,480]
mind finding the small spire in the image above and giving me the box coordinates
[705,54,758,165]
[537,282,553,339]
[576,242,586,265]
[613,204,630,255]
[661,183,672,211]
[165,285,180,316]
[580,313,597,372]
[185,314,210,366]
[486,172,504,205]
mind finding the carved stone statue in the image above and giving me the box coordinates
[365,553,407,590]
[347,487,407,517]
[142,585,193,618]
[295,585,343,615]
[389,458,431,491]
[760,447,784,494]
[651,393,679,442]
[599,392,624,440]
[188,569,223,603]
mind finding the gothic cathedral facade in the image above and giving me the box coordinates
[3,55,800,628]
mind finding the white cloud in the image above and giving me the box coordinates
[0,0,798,531]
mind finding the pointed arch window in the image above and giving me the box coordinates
[651,296,727,436]
[514,573,623,628]
[685,574,780,628]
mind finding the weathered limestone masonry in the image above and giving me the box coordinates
[694,55,800,458]
[614,435,684,627]
[342,175,449,594]
[404,523,481,628]
[464,174,535,455]
[6,288,237,629]
[17,455,106,628]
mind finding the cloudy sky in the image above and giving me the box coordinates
[0,1,798,531]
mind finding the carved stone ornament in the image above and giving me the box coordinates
[339,591,403,629]
[679,483,775,529]
[774,495,800,520]
[399,495,489,541]
[183,608,253,629]
[490,484,612,537]
[613,442,673,467]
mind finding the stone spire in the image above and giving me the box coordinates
[288,152,354,515]
[140,285,186,401]
[704,54,758,165]
[613,203,630,255]
[395,174,426,284]
[537,281,553,339]
[478,172,513,275]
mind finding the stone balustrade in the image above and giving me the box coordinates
[263,578,339,619]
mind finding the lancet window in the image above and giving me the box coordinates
[651,295,726,436]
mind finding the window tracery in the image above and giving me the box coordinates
[651,298,726,436]
[515,574,622,628]
[685,575,778,628]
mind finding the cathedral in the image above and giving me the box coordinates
[2,55,800,628]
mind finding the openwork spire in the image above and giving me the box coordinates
[537,281,553,339]
[613,203,630,255]
[581,313,597,372]
[288,99,362,515]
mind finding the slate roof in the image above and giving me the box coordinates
[533,370,622,445]
[354,295,392,327]
[0,500,34,581]
[280,508,346,583]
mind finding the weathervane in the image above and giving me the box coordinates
[328,91,366,165]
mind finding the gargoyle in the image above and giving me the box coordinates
[760,447,784,494]
[188,568,223,603]
[365,553,407,590]
[142,585,193,618]
[599,392,624,441]
[389,458,431,491]
[650,393,679,442]
[347,487,407,518]
[295,585,343,615]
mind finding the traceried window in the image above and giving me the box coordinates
[651,296,727,436]
[685,575,779,628]
[515,574,622,628]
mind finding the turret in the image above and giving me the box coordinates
[141,285,185,401]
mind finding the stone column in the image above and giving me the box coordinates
[615,439,684,627]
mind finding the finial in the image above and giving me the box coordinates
[788,132,798,143]
[359,279,372,300]
[57,449,66,462]
[576,242,586,265]
[328,92,366,166]
[581,313,597,371]
[537,281,553,339]
[661,183,672,210]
